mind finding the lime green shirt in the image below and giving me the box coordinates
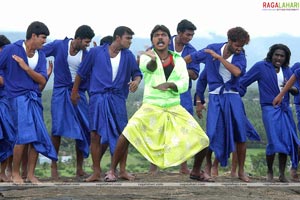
[140,50,189,107]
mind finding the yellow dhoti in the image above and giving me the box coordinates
[123,103,209,169]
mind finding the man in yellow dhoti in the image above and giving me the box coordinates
[104,24,210,182]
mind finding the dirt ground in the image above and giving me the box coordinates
[1,172,300,200]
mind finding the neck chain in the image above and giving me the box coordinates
[160,54,169,63]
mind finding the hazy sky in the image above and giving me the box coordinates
[1,0,300,40]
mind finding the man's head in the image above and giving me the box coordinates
[74,25,95,50]
[26,21,50,49]
[112,26,134,49]
[176,19,196,45]
[74,25,95,40]
[0,35,11,51]
[150,25,171,50]
[227,27,250,55]
[100,35,113,45]
[26,21,50,40]
[151,25,171,41]
[150,25,171,51]
[265,43,291,67]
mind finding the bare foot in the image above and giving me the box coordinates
[179,168,190,174]
[290,168,299,182]
[105,169,119,176]
[266,172,274,182]
[211,166,218,177]
[84,173,101,182]
[12,175,24,185]
[149,164,159,175]
[231,171,238,178]
[179,164,190,174]
[76,170,88,178]
[200,170,215,182]
[238,173,250,182]
[26,176,41,184]
[179,162,190,174]
[0,173,12,182]
[104,170,117,182]
[204,164,211,176]
[5,168,12,178]
[279,175,288,183]
[119,171,135,181]
[21,169,27,179]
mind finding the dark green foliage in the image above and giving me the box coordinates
[250,153,268,176]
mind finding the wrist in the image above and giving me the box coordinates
[134,78,141,84]
[196,100,205,104]
[72,88,78,93]
[25,67,31,72]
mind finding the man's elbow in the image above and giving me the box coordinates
[233,70,242,77]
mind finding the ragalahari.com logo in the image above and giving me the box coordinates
[262,1,300,11]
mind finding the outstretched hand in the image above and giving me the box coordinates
[139,49,156,61]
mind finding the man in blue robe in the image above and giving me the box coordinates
[71,26,142,182]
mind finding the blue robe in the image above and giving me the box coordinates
[240,61,300,169]
[0,85,15,162]
[0,40,57,161]
[191,42,259,166]
[196,67,260,142]
[77,44,142,154]
[51,88,90,158]
[41,38,90,158]
[291,63,300,132]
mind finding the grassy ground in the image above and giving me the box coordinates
[35,148,267,178]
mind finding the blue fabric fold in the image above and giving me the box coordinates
[263,105,300,169]
[89,89,127,155]
[51,87,90,158]
[12,91,58,161]
[207,93,259,167]
[0,97,16,162]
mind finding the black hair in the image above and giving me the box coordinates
[100,35,113,45]
[26,21,50,40]
[150,25,171,41]
[265,43,291,67]
[0,35,11,48]
[227,27,250,45]
[113,26,134,40]
[177,19,197,33]
[74,25,95,40]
